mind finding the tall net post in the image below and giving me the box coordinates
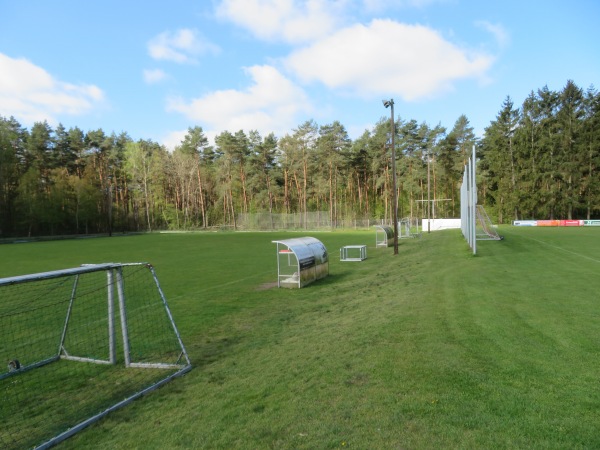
[461,145,477,254]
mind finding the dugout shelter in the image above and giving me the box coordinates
[374,225,395,247]
[272,237,329,288]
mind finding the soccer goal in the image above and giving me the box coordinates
[398,217,420,238]
[0,262,191,450]
[476,205,503,240]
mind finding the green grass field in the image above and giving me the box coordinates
[1,226,600,449]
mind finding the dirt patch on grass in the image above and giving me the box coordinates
[255,281,278,291]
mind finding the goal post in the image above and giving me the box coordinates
[0,262,191,450]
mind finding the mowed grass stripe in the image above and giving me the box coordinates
[2,228,600,449]
[518,228,600,264]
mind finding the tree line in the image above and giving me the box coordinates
[0,80,598,237]
[481,80,600,223]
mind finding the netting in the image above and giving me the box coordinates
[0,263,191,449]
[476,205,503,240]
[399,217,421,238]
[460,145,477,254]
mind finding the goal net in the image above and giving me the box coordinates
[476,205,503,240]
[398,217,421,239]
[0,262,191,450]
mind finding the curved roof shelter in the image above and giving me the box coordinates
[374,225,395,247]
[272,237,329,288]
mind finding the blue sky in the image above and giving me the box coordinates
[1,0,598,148]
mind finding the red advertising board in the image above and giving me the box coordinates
[560,220,583,226]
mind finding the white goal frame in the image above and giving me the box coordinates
[398,217,421,239]
[0,262,191,449]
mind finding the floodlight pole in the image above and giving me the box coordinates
[108,177,113,237]
[383,99,399,255]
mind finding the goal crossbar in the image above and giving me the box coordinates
[0,262,126,286]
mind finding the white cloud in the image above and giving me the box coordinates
[475,20,510,48]
[0,53,104,125]
[143,68,168,84]
[215,0,346,44]
[148,29,220,64]
[284,19,495,101]
[166,64,312,137]
[161,129,188,151]
[362,0,444,11]
[161,128,220,150]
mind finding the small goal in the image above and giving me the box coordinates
[0,262,191,450]
[340,245,367,261]
[398,217,420,238]
[476,205,503,241]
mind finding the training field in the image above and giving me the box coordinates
[1,226,600,448]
